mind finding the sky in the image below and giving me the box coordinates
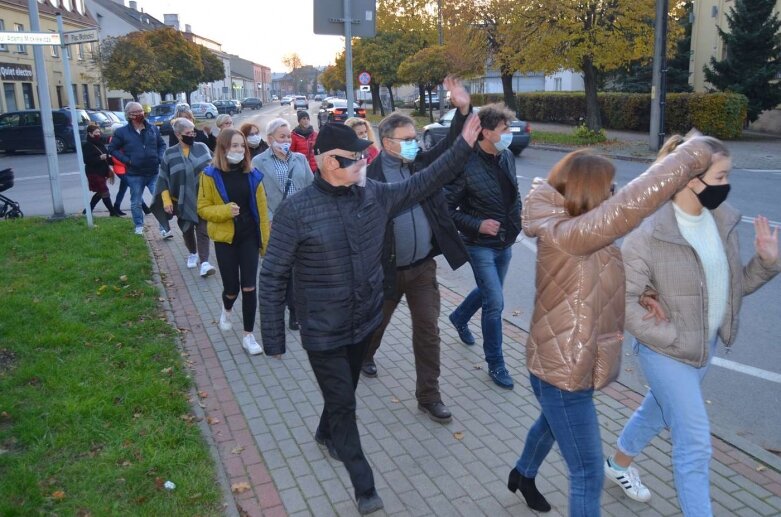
[145,0,348,73]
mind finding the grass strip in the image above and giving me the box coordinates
[0,217,222,516]
[531,130,612,146]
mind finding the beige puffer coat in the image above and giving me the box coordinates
[522,141,712,392]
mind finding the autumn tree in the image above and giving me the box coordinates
[320,53,346,94]
[398,45,450,121]
[99,32,170,100]
[705,0,781,122]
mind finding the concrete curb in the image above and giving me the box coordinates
[528,143,655,163]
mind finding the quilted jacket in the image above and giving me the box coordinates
[623,201,781,367]
[259,137,474,355]
[522,139,712,392]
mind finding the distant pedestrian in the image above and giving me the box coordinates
[153,117,216,277]
[259,118,480,515]
[198,128,270,356]
[108,101,168,236]
[82,124,120,217]
[167,105,212,148]
[510,139,713,516]
[345,117,379,164]
[445,103,522,390]
[203,114,233,152]
[291,111,318,173]
[240,122,269,158]
[605,135,780,515]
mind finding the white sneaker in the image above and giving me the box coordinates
[134,226,144,235]
[200,261,216,277]
[186,254,198,269]
[604,459,652,502]
[218,309,233,331]
[242,334,264,355]
[160,229,173,240]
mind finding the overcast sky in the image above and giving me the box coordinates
[145,0,347,72]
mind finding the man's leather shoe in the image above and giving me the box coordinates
[361,361,377,377]
[314,432,341,462]
[448,313,475,346]
[356,488,384,515]
[418,401,452,423]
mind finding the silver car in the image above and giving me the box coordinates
[293,96,308,110]
[191,102,218,119]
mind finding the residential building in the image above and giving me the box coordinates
[228,54,256,100]
[464,68,584,96]
[253,62,271,103]
[0,0,103,113]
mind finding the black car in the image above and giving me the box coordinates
[422,107,531,156]
[0,109,87,154]
[213,100,238,115]
[242,97,262,109]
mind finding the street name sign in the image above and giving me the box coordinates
[0,31,60,46]
[62,28,99,45]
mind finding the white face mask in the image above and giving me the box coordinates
[272,141,291,154]
[226,151,244,164]
[247,134,262,147]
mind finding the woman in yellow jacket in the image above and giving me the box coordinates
[198,128,270,356]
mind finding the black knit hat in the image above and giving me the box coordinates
[314,123,372,155]
[297,110,310,122]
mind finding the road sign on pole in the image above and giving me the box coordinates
[358,71,371,85]
[58,14,93,228]
[62,28,98,45]
[313,0,376,38]
[0,31,61,46]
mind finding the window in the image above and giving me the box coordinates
[72,84,78,105]
[20,111,41,126]
[15,23,26,54]
[77,43,84,60]
[0,20,7,52]
[0,113,20,129]
[554,77,562,91]
[21,82,35,109]
[82,84,89,108]
[3,83,17,111]
[50,31,59,57]
[93,84,103,109]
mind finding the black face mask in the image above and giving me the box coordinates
[694,176,731,210]
[181,135,195,146]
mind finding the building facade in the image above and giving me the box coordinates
[1,0,103,113]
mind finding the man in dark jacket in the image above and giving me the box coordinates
[108,101,167,236]
[445,103,521,390]
[360,76,472,424]
[259,118,480,515]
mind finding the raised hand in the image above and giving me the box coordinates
[444,75,471,114]
[460,113,481,147]
[754,215,779,265]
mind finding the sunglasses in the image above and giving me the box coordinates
[332,154,361,168]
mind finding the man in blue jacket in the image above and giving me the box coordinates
[108,102,167,236]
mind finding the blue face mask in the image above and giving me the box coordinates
[399,140,419,162]
[494,132,513,152]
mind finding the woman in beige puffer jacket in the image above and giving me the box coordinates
[507,138,713,516]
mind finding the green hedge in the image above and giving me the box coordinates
[471,92,747,139]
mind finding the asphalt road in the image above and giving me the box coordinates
[3,104,780,454]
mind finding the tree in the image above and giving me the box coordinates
[512,0,684,131]
[666,1,694,93]
[398,45,450,121]
[704,0,781,122]
[99,32,170,100]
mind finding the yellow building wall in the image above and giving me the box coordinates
[0,4,102,113]
[690,0,781,92]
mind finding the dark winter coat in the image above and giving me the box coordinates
[368,108,470,299]
[82,137,111,177]
[108,120,166,177]
[259,137,474,355]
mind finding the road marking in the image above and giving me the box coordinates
[14,172,79,181]
[711,358,781,384]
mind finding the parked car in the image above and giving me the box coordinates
[414,92,450,110]
[0,109,86,154]
[191,102,218,119]
[314,94,324,101]
[147,103,181,135]
[280,96,292,105]
[421,107,531,155]
[229,99,242,113]
[241,97,263,110]
[85,110,114,141]
[317,99,366,126]
[293,95,308,110]
[102,110,125,132]
[212,100,239,115]
[271,94,279,101]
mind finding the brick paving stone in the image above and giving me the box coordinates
[732,490,778,516]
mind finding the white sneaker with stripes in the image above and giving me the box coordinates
[604,458,652,502]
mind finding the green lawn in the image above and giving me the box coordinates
[531,130,611,146]
[0,218,222,516]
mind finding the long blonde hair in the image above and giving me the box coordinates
[345,117,379,150]
[657,132,729,161]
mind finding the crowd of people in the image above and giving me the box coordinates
[87,77,780,516]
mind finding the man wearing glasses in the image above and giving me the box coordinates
[259,118,480,515]
[360,76,473,425]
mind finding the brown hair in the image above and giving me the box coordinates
[657,132,730,161]
[87,124,100,134]
[239,122,260,138]
[212,128,251,172]
[547,149,615,216]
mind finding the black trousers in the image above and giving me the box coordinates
[214,235,259,333]
[307,333,375,497]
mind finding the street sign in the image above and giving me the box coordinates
[358,71,371,85]
[359,85,370,92]
[62,28,98,45]
[0,31,60,46]
[313,0,376,38]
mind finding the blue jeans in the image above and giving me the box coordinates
[126,174,157,228]
[115,174,128,209]
[450,245,511,370]
[617,339,717,517]
[516,373,603,517]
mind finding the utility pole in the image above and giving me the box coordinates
[649,0,669,152]
[437,0,445,119]
[343,0,355,118]
[28,0,65,218]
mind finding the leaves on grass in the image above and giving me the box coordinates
[231,446,245,455]
[51,490,66,500]
[181,414,196,424]
[119,275,128,282]
[231,482,251,494]
[453,432,464,440]
[160,367,173,375]
[154,477,165,489]
[76,509,92,517]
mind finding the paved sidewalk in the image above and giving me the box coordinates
[148,228,781,517]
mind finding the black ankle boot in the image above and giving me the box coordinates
[508,468,551,512]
